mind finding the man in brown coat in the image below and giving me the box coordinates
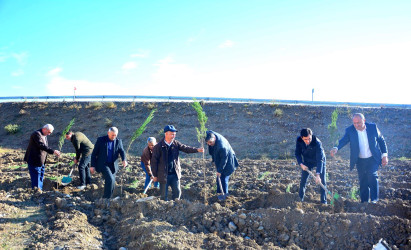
[24,124,61,190]
[151,125,204,200]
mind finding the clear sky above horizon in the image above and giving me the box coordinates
[1,1,410,104]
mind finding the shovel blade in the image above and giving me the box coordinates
[61,176,72,185]
[218,194,227,201]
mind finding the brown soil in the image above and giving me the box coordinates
[0,101,410,249]
[0,101,410,159]
[0,149,410,249]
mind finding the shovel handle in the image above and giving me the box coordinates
[217,176,225,195]
[143,179,153,194]
[68,166,75,177]
[306,169,331,195]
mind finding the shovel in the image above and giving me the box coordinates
[143,179,153,194]
[306,169,340,204]
[61,161,76,186]
[217,176,226,200]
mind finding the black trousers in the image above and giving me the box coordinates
[100,163,116,199]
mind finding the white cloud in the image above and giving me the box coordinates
[11,69,24,76]
[218,40,234,48]
[187,37,196,44]
[0,52,8,62]
[136,42,411,104]
[130,49,150,58]
[122,61,138,71]
[12,52,28,66]
[187,29,205,45]
[45,67,127,95]
[47,67,63,76]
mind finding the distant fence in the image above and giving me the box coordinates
[0,95,410,108]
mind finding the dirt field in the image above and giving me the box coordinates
[0,101,410,249]
[0,148,410,249]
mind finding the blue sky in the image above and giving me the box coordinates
[1,0,410,104]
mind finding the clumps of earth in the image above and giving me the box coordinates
[0,150,410,249]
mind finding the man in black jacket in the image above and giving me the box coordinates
[65,131,94,190]
[24,124,61,190]
[90,127,127,199]
[295,128,327,204]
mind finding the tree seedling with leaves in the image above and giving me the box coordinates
[327,108,341,206]
[126,109,157,154]
[57,118,75,188]
[123,109,157,193]
[191,98,208,203]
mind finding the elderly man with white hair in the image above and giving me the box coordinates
[24,124,61,191]
[91,127,127,199]
[205,130,239,200]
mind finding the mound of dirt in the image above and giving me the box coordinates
[0,101,410,159]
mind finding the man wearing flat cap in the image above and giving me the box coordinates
[151,125,204,201]
[205,130,239,200]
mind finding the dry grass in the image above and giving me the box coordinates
[19,109,28,115]
[274,108,283,117]
[0,147,13,154]
[104,102,117,109]
[64,104,82,110]
[4,124,20,134]
[105,118,113,128]
[86,102,103,110]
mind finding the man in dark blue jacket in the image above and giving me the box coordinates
[206,130,239,200]
[331,113,388,203]
[90,127,127,199]
[295,128,327,204]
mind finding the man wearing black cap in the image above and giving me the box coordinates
[151,125,204,201]
[205,130,239,200]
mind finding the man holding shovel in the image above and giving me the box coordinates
[295,128,327,204]
[330,113,388,203]
[65,131,94,190]
[205,130,239,201]
[141,137,159,190]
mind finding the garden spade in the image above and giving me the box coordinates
[217,176,226,200]
[61,162,76,186]
[306,169,340,204]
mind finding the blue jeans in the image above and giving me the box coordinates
[28,164,45,190]
[160,173,180,201]
[100,163,116,199]
[356,157,379,202]
[216,173,230,194]
[141,161,159,189]
[78,155,92,186]
[299,165,327,204]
